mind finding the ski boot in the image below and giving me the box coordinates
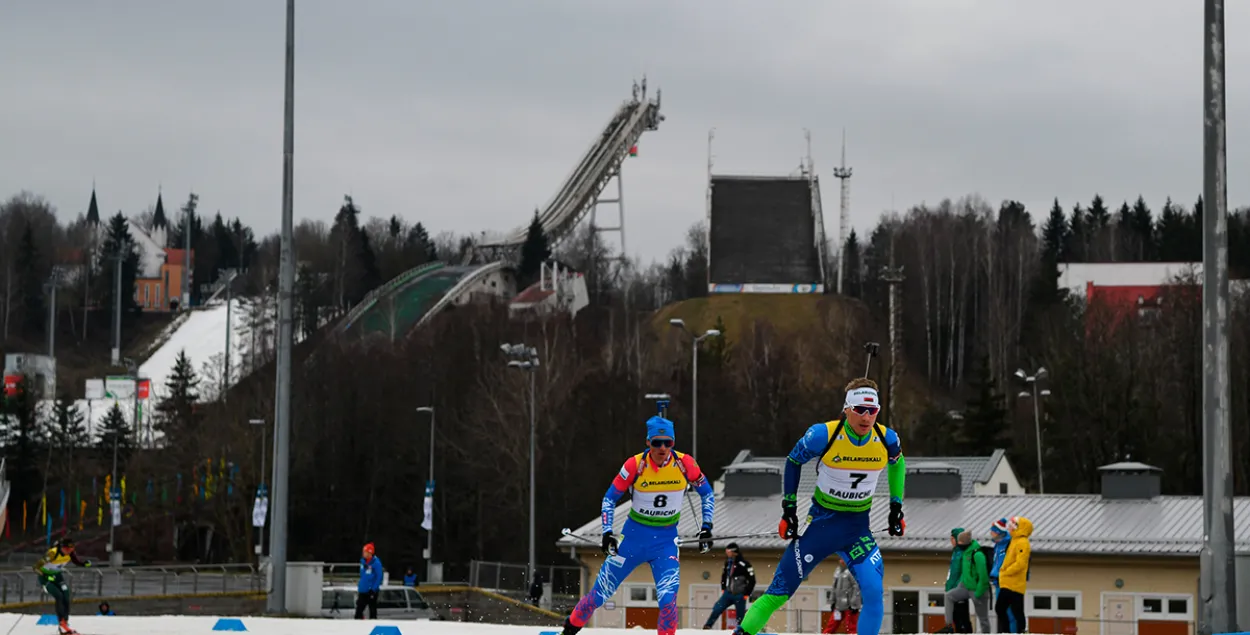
[58,619,79,635]
[559,617,582,635]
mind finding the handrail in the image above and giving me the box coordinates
[412,262,506,333]
[334,261,447,333]
[0,562,264,604]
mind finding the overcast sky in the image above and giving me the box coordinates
[2,1,1247,265]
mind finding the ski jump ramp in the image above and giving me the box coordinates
[336,83,664,342]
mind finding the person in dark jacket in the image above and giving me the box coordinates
[702,543,756,629]
[96,602,115,616]
[355,543,383,619]
[528,573,545,607]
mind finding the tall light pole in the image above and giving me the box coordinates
[249,418,266,561]
[1015,367,1050,494]
[267,0,296,614]
[1200,0,1236,630]
[217,269,239,402]
[416,406,436,584]
[667,318,720,458]
[502,343,539,585]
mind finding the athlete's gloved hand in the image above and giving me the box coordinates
[778,499,799,540]
[601,532,618,557]
[888,501,906,536]
[697,524,714,553]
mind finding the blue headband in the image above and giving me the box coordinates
[646,416,675,440]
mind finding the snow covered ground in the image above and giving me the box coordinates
[0,614,808,635]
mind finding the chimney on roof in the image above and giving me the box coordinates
[906,462,961,500]
[1099,462,1162,500]
[722,462,782,498]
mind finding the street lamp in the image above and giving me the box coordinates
[501,343,540,586]
[1015,367,1051,494]
[667,318,721,458]
[249,418,267,560]
[416,406,436,584]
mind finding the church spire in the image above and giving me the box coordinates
[86,187,100,225]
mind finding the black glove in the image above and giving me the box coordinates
[697,524,714,553]
[778,499,799,540]
[601,532,618,557]
[888,501,906,536]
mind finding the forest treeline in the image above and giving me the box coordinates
[1,188,1249,574]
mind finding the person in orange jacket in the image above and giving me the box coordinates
[994,516,1033,633]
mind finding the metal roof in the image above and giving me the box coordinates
[559,492,1250,557]
[728,449,1007,499]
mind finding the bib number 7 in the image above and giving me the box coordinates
[849,473,868,489]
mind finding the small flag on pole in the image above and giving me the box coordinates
[421,481,435,531]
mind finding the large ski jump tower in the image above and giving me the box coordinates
[833,131,852,295]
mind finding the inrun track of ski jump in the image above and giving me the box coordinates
[121,81,663,415]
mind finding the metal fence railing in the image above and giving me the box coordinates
[0,563,264,605]
[468,560,582,597]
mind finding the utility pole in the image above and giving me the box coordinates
[502,343,540,586]
[1200,0,1236,631]
[218,269,239,402]
[879,264,904,422]
[833,129,852,296]
[1014,367,1051,494]
[111,249,124,367]
[46,267,62,361]
[267,0,295,615]
[416,407,436,584]
[667,319,720,459]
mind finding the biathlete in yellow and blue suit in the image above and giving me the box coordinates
[559,415,716,635]
[33,538,92,635]
[734,378,906,635]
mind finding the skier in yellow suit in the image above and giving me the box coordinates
[33,538,92,634]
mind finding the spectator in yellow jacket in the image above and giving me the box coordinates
[994,516,1032,633]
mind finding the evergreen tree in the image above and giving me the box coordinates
[703,315,732,368]
[518,210,552,289]
[96,212,141,319]
[2,377,45,504]
[1031,200,1068,308]
[49,397,89,452]
[406,222,436,264]
[295,263,324,340]
[388,215,403,240]
[1066,203,1088,262]
[1129,196,1155,261]
[97,403,133,466]
[1156,198,1189,261]
[17,224,45,333]
[211,213,239,273]
[230,218,259,270]
[957,356,1010,454]
[155,350,201,439]
[842,229,863,299]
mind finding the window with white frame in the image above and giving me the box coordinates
[1139,595,1191,621]
[623,584,656,607]
[1026,591,1081,617]
[921,589,946,612]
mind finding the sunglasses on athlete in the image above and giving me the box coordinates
[851,405,879,416]
[650,438,674,448]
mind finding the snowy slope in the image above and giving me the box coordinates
[0,613,846,635]
[138,298,271,404]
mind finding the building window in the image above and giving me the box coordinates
[1026,591,1080,617]
[623,584,656,607]
[156,284,162,308]
[1139,595,1191,620]
[999,482,1008,494]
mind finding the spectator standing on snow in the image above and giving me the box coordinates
[355,543,383,620]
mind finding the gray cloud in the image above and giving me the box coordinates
[2,0,1247,265]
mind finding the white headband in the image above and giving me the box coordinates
[844,387,880,410]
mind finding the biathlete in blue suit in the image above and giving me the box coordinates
[733,378,906,635]
[559,415,716,635]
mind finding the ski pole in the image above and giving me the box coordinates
[675,532,776,545]
[560,528,600,546]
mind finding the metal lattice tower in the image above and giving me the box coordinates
[832,129,852,295]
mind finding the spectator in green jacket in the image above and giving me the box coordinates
[943,530,990,634]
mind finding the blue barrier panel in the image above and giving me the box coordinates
[36,615,58,626]
[367,626,403,635]
[212,618,248,631]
